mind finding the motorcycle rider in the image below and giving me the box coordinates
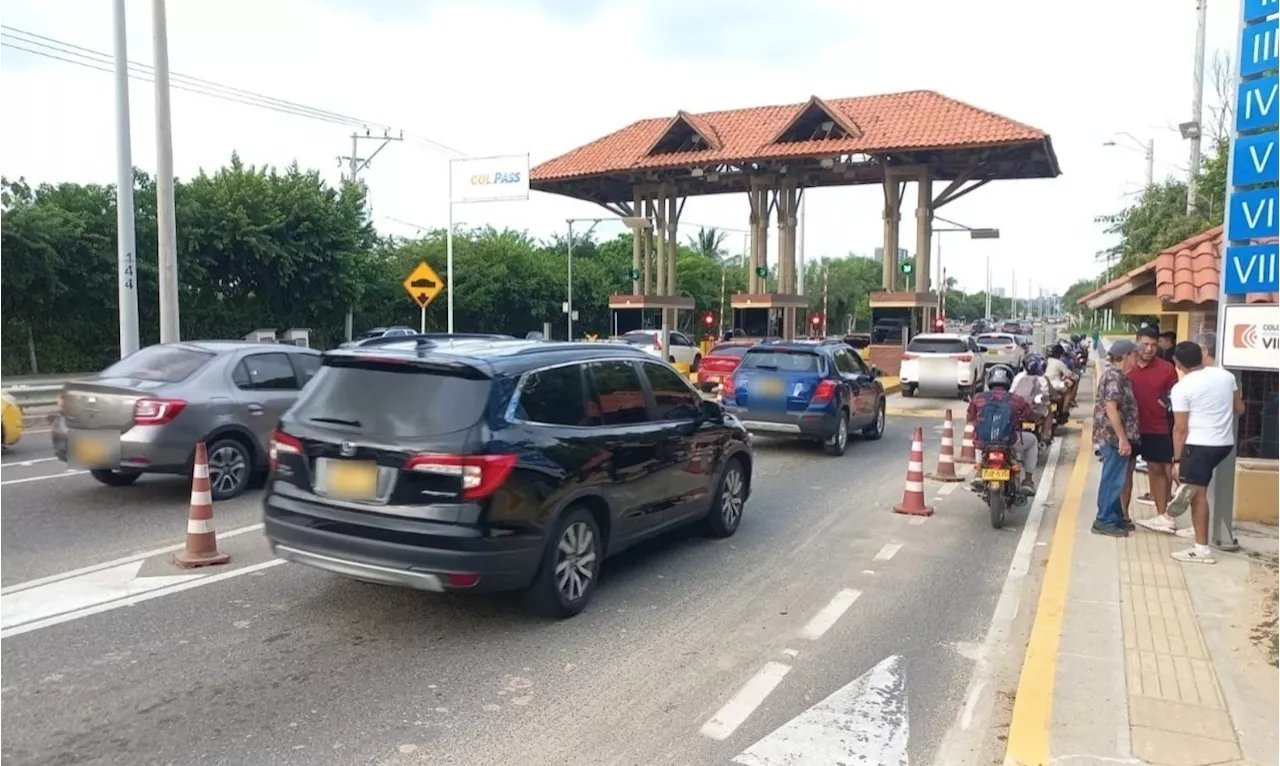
[1046,344,1078,409]
[1013,353,1053,441]
[967,365,1039,496]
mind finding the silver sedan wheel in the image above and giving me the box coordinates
[720,467,744,528]
[208,445,247,495]
[555,522,597,602]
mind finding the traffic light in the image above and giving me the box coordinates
[810,312,823,327]
[702,311,715,327]
[629,268,640,281]
[755,266,768,278]
[900,260,914,274]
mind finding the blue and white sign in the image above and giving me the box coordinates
[1244,0,1277,24]
[1233,131,1278,186]
[1228,187,1278,239]
[1240,17,1279,77]
[1224,244,1279,294]
[1236,74,1278,132]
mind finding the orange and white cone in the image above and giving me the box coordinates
[893,426,934,517]
[174,442,231,568]
[957,422,977,464]
[928,410,963,482]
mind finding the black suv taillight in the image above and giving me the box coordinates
[404,453,517,501]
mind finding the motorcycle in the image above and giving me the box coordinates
[977,423,1036,529]
[1032,394,1055,452]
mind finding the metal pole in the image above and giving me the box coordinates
[1144,139,1155,187]
[152,0,180,343]
[113,0,139,357]
[985,254,992,320]
[446,162,454,333]
[797,193,806,297]
[1187,0,1208,214]
[566,220,574,341]
[420,305,425,334]
[719,266,726,339]
[822,260,829,336]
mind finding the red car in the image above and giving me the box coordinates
[696,341,756,392]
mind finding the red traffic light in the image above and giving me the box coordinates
[809,313,823,326]
[702,311,715,326]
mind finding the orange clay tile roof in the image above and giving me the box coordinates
[531,90,1052,182]
[1078,225,1278,307]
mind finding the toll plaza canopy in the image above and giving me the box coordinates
[531,89,1060,338]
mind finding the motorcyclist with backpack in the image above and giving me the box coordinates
[967,365,1039,496]
[1013,353,1054,442]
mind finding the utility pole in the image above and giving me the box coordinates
[113,0,139,357]
[985,254,992,320]
[337,129,403,340]
[152,0,180,343]
[1187,0,1208,214]
[822,259,829,336]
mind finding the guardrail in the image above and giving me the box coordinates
[2,383,66,409]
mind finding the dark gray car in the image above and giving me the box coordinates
[52,341,321,500]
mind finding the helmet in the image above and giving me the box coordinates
[986,365,1014,390]
[1025,353,1047,376]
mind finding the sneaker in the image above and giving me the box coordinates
[1137,515,1177,534]
[1175,527,1196,539]
[1122,519,1136,532]
[1167,483,1194,518]
[1170,547,1215,564]
[1091,522,1129,537]
[1018,480,1036,497]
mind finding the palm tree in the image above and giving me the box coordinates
[687,227,729,261]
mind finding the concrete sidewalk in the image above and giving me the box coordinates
[1004,445,1279,766]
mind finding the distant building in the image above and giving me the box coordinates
[993,287,1006,297]
[872,247,910,263]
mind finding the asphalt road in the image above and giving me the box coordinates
[1,418,1053,766]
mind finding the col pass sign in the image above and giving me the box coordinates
[449,154,530,203]
[1224,0,1280,295]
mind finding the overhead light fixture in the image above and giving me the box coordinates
[690,168,705,177]
[1178,121,1201,139]
[820,121,834,131]
[820,157,835,169]
[969,228,1000,240]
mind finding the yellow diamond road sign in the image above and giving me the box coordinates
[403,261,443,309]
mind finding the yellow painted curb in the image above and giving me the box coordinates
[1003,441,1094,766]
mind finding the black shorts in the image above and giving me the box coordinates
[1178,444,1233,487]
[1136,433,1174,463]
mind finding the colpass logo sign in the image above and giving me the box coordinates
[1232,322,1279,351]
[469,171,523,187]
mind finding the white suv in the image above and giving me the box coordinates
[900,333,986,398]
[616,330,702,371]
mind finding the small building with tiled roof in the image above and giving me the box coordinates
[532,89,1058,340]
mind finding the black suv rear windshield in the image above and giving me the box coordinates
[292,363,490,438]
[101,345,214,382]
[739,349,822,372]
[907,338,968,354]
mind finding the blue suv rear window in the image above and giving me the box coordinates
[739,350,822,372]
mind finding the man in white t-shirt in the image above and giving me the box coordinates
[1166,341,1244,564]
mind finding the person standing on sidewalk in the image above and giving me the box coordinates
[1092,339,1141,537]
[1127,327,1180,532]
[1166,341,1244,564]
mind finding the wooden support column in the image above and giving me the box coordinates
[916,168,933,295]
[632,189,643,295]
[882,171,901,291]
[667,190,679,331]
[747,182,763,293]
[642,196,654,295]
[654,190,667,296]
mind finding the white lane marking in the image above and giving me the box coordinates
[1,560,202,631]
[874,543,903,561]
[22,428,52,435]
[908,517,927,526]
[1,457,58,467]
[700,662,792,741]
[930,436,1064,766]
[1,559,285,639]
[937,482,959,496]
[782,648,799,658]
[861,569,876,575]
[1,469,89,486]
[733,654,909,766]
[799,588,862,640]
[1,522,266,595]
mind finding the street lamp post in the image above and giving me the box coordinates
[933,216,999,319]
[1103,133,1155,187]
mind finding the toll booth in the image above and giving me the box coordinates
[866,292,938,376]
[282,328,311,348]
[608,294,694,337]
[244,328,277,343]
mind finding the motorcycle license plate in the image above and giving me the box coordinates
[981,468,1011,481]
[1022,422,1037,429]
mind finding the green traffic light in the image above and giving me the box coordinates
[629,268,640,281]
[900,262,913,274]
[755,266,767,278]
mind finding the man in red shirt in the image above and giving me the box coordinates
[1125,326,1180,530]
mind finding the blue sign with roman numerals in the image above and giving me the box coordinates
[1225,1,1280,295]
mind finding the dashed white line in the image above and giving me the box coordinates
[782,648,799,658]
[937,482,959,496]
[860,569,876,575]
[799,588,862,640]
[908,517,928,526]
[700,661,792,741]
[874,543,903,561]
[1,457,58,467]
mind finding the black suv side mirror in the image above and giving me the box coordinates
[870,365,882,378]
[699,399,724,422]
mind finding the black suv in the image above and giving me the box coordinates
[262,340,753,618]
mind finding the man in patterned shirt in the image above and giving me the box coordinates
[1092,339,1141,536]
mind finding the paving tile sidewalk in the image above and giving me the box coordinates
[1007,450,1279,766]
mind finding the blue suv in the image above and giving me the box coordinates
[721,340,886,455]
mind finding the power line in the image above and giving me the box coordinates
[0,26,465,156]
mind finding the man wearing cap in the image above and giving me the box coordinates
[1092,339,1141,536]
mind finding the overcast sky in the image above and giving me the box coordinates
[1,0,1242,297]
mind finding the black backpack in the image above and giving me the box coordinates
[976,391,1016,444]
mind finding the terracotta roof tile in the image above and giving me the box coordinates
[1078,225,1278,307]
[531,89,1051,182]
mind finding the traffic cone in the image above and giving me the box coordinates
[893,426,934,517]
[174,442,231,569]
[928,410,963,482]
[957,422,977,464]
